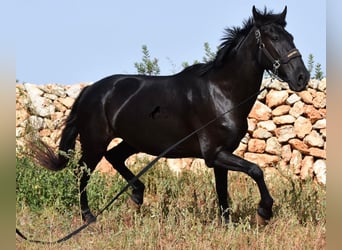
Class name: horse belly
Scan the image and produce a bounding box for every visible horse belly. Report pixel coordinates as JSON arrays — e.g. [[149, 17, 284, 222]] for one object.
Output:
[[117, 113, 201, 157]]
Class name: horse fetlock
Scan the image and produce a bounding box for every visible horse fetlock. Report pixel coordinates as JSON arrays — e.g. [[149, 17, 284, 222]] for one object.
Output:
[[255, 203, 273, 226], [255, 211, 268, 226], [82, 209, 96, 224], [220, 210, 230, 225], [257, 206, 273, 220]]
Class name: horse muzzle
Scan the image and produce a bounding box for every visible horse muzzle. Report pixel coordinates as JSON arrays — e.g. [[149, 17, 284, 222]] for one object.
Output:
[[285, 69, 310, 91]]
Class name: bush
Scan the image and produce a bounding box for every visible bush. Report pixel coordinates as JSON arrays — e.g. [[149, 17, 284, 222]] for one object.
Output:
[[16, 156, 78, 212], [16, 154, 127, 213]]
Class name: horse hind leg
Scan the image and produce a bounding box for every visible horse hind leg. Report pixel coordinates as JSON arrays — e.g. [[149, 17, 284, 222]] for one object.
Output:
[[76, 130, 110, 223], [77, 148, 105, 224], [104, 141, 145, 206]]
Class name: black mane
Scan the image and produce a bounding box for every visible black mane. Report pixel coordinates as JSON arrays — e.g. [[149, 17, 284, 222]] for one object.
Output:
[[214, 18, 254, 66]]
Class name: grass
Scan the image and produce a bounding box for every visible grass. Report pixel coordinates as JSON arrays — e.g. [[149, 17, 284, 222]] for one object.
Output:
[[16, 154, 326, 249]]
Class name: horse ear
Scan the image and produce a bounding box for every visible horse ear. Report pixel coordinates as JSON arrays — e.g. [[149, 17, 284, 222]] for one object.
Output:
[[279, 6, 287, 22], [252, 6, 259, 19], [252, 6, 262, 27]]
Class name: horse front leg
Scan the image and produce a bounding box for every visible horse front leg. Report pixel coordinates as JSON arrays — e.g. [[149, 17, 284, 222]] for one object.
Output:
[[209, 150, 274, 225], [213, 167, 229, 224]]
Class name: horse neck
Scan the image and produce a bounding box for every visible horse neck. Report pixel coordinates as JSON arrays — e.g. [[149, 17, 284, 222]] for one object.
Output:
[[210, 29, 265, 99]]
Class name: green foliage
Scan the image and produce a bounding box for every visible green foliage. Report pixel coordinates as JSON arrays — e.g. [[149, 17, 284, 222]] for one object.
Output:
[[16, 156, 78, 212], [181, 60, 200, 69], [16, 154, 127, 213], [202, 42, 216, 63], [274, 167, 326, 225], [133, 44, 327, 82], [134, 45, 160, 76], [307, 53, 314, 76], [182, 42, 216, 69], [314, 63, 324, 80], [307, 53, 324, 80]]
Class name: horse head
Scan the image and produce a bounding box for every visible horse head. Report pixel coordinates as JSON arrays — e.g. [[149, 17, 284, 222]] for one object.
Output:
[[252, 6, 310, 91]]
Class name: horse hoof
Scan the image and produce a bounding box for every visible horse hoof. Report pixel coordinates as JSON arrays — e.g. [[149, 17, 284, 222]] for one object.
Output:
[[82, 212, 97, 224], [255, 211, 268, 226], [257, 206, 272, 219], [131, 188, 144, 206], [127, 197, 142, 210], [223, 217, 230, 226]]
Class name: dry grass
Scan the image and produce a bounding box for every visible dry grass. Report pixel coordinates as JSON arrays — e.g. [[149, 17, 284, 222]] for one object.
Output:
[[16, 157, 326, 249]]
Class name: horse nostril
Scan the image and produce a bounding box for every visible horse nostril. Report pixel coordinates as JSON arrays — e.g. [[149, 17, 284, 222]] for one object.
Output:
[[294, 72, 309, 91], [298, 73, 304, 84]]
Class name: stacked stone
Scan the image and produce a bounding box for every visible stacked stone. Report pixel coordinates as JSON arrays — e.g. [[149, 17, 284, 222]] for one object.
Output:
[[233, 79, 326, 185], [16, 83, 86, 150], [16, 79, 326, 184]]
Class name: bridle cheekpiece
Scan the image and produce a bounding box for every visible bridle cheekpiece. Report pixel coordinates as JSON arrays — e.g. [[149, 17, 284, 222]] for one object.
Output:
[[255, 28, 301, 79]]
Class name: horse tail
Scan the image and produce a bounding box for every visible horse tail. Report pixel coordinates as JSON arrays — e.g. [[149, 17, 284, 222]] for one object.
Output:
[[30, 86, 89, 171]]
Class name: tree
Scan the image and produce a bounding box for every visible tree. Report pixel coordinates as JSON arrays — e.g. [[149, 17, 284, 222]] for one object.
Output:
[[181, 60, 200, 69], [202, 42, 216, 63], [134, 45, 160, 76], [307, 54, 314, 77], [307, 54, 325, 80], [314, 63, 324, 80], [182, 42, 216, 69]]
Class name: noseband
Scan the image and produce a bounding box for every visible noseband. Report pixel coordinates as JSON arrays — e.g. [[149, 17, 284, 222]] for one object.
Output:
[[255, 29, 301, 76]]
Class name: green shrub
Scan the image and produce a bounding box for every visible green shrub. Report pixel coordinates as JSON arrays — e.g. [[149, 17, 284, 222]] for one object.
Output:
[[16, 156, 78, 212], [16, 154, 128, 213]]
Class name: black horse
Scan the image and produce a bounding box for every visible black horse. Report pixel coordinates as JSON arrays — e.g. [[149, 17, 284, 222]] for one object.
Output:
[[33, 6, 309, 225]]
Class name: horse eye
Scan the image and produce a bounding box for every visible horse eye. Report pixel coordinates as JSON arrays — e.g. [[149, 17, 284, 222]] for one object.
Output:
[[271, 36, 279, 41]]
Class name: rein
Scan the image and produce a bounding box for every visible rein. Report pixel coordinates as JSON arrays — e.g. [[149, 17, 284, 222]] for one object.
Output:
[[16, 79, 272, 244]]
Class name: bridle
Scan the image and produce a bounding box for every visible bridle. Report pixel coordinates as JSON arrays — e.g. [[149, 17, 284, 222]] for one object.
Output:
[[255, 28, 301, 79]]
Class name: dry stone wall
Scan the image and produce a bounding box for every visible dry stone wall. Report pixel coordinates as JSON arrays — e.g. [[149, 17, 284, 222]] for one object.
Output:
[[16, 79, 326, 185]]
